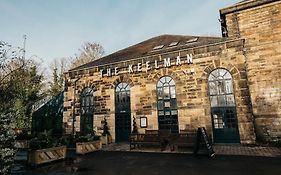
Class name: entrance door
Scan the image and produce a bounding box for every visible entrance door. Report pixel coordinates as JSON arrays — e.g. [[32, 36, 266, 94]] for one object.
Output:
[[211, 107, 240, 143], [208, 69, 240, 143], [115, 83, 131, 142]]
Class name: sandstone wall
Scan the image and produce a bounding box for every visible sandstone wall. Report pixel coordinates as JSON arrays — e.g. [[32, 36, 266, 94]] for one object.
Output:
[[223, 0, 281, 141], [63, 39, 255, 144]]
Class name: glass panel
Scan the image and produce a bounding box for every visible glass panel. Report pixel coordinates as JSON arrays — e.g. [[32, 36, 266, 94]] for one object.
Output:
[[225, 80, 233, 94], [210, 96, 218, 107], [209, 82, 217, 95], [224, 72, 232, 79], [171, 110, 177, 115], [213, 113, 223, 129], [217, 81, 225, 94], [116, 86, 120, 92], [219, 69, 227, 77], [164, 101, 170, 108], [208, 74, 216, 81], [125, 84, 130, 91], [225, 109, 235, 128], [171, 99, 177, 109], [212, 69, 219, 77], [165, 76, 171, 83], [158, 101, 164, 110], [163, 87, 170, 99], [226, 95, 235, 106], [159, 77, 165, 83], [157, 88, 163, 99], [85, 96, 90, 106], [170, 79, 175, 86], [159, 111, 164, 116], [157, 81, 162, 87], [165, 111, 170, 115], [218, 95, 226, 106], [170, 86, 176, 98]]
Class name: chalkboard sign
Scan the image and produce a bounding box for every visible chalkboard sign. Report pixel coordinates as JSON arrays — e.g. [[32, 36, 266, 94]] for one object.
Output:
[[193, 127, 215, 157]]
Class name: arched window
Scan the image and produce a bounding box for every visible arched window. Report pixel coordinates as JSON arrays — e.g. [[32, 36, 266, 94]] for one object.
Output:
[[208, 69, 235, 107], [115, 83, 130, 112], [208, 68, 240, 143], [115, 82, 131, 142], [80, 87, 94, 134], [157, 76, 178, 133]]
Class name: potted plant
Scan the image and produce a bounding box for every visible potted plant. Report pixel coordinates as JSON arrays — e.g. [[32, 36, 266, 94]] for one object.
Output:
[[28, 130, 67, 166], [15, 129, 33, 149], [101, 118, 112, 145], [75, 133, 101, 155]]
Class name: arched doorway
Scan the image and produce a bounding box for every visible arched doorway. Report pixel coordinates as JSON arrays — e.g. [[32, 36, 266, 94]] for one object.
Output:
[[156, 76, 179, 133], [80, 87, 94, 134], [115, 82, 131, 142], [208, 68, 240, 143]]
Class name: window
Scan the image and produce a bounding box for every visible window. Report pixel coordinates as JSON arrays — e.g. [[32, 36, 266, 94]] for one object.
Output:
[[153, 45, 165, 50], [115, 82, 130, 113], [186, 37, 198, 44], [157, 76, 178, 133], [168, 41, 179, 47], [208, 69, 235, 107], [80, 87, 94, 134]]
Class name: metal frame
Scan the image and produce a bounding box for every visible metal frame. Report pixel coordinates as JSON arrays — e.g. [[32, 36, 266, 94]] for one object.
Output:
[[80, 87, 94, 134], [115, 82, 131, 142], [208, 68, 240, 143], [156, 76, 179, 133]]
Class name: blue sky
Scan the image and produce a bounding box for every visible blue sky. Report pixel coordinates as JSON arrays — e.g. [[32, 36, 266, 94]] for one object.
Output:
[[0, 0, 238, 70]]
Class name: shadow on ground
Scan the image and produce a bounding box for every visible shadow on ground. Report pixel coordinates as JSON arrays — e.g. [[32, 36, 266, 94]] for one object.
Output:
[[22, 151, 281, 175]]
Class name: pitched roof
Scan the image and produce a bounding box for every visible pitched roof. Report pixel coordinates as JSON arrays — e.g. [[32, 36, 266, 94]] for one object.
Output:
[[70, 34, 223, 71]]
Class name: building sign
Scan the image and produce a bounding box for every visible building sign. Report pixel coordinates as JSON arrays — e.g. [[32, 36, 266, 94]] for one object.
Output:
[[100, 53, 193, 77]]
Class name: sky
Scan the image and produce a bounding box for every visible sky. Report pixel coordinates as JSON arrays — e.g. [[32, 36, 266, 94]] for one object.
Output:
[[0, 0, 239, 72]]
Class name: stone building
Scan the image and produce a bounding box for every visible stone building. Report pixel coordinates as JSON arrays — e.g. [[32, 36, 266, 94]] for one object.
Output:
[[63, 0, 281, 144]]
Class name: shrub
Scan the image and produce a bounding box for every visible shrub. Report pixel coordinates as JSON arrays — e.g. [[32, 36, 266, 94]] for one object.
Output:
[[0, 113, 16, 175]]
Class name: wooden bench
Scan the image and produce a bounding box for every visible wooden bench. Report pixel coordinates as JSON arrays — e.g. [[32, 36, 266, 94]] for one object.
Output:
[[130, 133, 161, 150], [171, 130, 197, 151]]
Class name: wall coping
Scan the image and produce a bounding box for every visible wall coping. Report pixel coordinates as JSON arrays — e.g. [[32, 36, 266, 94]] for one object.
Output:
[[220, 0, 279, 15]]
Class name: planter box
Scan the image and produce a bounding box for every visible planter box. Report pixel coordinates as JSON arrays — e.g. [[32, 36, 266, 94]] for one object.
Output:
[[15, 140, 30, 149], [76, 140, 102, 154], [28, 146, 67, 166], [101, 135, 113, 145]]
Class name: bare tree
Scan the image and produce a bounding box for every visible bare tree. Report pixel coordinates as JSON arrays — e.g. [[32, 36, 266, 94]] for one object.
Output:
[[0, 41, 25, 83], [70, 42, 104, 69]]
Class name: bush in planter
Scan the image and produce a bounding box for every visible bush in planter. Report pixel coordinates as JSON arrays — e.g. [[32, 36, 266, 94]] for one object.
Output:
[[15, 129, 33, 140], [76, 133, 100, 143], [29, 130, 67, 150]]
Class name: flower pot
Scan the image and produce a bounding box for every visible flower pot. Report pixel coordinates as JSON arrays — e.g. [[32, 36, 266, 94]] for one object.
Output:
[[101, 135, 108, 145], [76, 140, 102, 154], [15, 140, 30, 149], [101, 135, 112, 145], [28, 146, 67, 166]]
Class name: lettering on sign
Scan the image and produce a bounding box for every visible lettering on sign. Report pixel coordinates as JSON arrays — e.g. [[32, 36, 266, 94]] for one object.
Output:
[[100, 53, 193, 77]]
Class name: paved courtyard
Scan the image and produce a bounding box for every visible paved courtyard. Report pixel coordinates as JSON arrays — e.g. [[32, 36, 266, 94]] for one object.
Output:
[[13, 144, 281, 175]]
